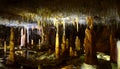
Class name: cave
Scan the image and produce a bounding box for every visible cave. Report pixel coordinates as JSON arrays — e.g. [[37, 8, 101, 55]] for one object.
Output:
[[0, 0, 120, 69]]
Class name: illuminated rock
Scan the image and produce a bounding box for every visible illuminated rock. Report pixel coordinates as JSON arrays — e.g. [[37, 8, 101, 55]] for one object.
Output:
[[81, 63, 97, 69], [117, 40, 120, 69], [84, 16, 98, 65], [110, 32, 117, 63], [75, 36, 80, 51], [69, 46, 74, 57], [6, 28, 15, 64], [4, 41, 7, 55], [55, 33, 59, 59]]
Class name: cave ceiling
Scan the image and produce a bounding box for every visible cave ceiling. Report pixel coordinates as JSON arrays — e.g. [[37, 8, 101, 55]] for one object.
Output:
[[0, 0, 119, 21]]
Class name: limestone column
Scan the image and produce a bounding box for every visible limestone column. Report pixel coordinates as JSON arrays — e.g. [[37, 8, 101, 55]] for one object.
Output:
[[61, 20, 66, 54], [117, 40, 120, 69], [110, 23, 117, 63], [27, 27, 29, 44], [55, 33, 59, 59], [84, 16, 98, 65], [55, 20, 60, 59], [110, 31, 117, 63], [75, 17, 80, 53], [20, 28, 26, 49], [7, 27, 15, 64], [37, 21, 41, 49]]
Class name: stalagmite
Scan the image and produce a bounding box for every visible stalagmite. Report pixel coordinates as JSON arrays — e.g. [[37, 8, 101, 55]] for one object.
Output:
[[38, 39, 41, 49], [62, 20, 66, 44], [37, 21, 41, 49], [31, 39, 34, 45], [20, 28, 26, 49], [74, 51, 77, 57], [7, 27, 15, 64], [110, 32, 117, 63], [75, 36, 80, 51], [26, 27, 29, 44], [75, 17, 80, 54], [38, 65, 41, 69], [61, 20, 66, 54], [61, 43, 65, 54], [55, 20, 60, 59], [55, 33, 59, 59], [4, 41, 7, 56], [20, 28, 23, 48], [39, 39, 41, 45], [84, 16, 98, 65], [117, 40, 120, 69], [69, 46, 74, 57], [66, 39, 69, 49], [41, 21, 44, 44]]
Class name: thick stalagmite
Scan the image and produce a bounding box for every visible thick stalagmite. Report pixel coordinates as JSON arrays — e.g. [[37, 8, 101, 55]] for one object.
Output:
[[6, 27, 15, 64], [117, 40, 120, 69], [84, 16, 98, 65], [55, 20, 60, 59], [20, 28, 26, 49], [110, 31, 117, 63], [55, 33, 59, 59]]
